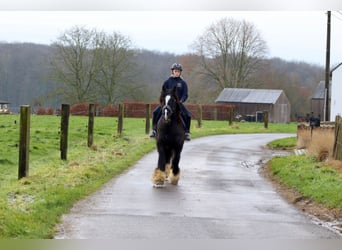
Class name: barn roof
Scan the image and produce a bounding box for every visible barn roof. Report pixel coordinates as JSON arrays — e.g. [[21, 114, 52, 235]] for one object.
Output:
[[312, 81, 325, 99], [215, 88, 283, 104]]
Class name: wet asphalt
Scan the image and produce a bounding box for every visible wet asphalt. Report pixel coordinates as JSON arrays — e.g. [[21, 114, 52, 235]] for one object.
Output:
[[54, 134, 340, 239]]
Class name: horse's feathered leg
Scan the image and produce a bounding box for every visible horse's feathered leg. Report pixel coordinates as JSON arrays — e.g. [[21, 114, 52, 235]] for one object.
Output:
[[152, 144, 167, 187], [169, 148, 182, 185], [169, 168, 180, 185], [157, 144, 167, 172], [164, 148, 172, 181], [165, 163, 171, 180], [151, 168, 166, 187]]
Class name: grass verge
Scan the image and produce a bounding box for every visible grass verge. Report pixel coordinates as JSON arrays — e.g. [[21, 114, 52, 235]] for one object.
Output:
[[267, 136, 297, 150], [267, 155, 342, 208]]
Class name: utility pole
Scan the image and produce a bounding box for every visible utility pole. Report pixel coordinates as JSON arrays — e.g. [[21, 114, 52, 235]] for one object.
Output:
[[325, 11, 331, 121]]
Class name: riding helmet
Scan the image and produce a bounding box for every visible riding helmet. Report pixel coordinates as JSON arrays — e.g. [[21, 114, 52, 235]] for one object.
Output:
[[171, 63, 183, 71]]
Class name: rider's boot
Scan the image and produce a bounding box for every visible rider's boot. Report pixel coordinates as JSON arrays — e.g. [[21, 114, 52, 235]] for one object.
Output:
[[150, 130, 157, 138], [185, 132, 191, 141]]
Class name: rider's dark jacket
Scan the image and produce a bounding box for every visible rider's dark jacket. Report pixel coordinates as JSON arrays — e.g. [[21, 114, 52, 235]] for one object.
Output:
[[162, 76, 188, 103]]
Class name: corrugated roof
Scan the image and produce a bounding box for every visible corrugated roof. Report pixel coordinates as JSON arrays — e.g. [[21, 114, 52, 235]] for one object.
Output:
[[215, 88, 283, 104], [312, 81, 325, 99]]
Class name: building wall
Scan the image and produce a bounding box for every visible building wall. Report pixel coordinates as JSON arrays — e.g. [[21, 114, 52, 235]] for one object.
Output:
[[273, 92, 291, 123], [215, 90, 291, 123], [331, 66, 342, 120], [311, 98, 324, 119], [273, 103, 290, 123], [226, 102, 290, 123]]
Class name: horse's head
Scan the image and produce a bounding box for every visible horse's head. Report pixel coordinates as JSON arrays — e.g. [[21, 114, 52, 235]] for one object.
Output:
[[160, 87, 180, 122]]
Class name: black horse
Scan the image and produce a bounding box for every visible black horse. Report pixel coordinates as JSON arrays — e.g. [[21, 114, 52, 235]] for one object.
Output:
[[151, 87, 185, 187]]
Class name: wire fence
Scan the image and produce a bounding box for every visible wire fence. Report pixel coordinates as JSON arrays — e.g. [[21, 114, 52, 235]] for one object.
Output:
[[20, 102, 236, 121]]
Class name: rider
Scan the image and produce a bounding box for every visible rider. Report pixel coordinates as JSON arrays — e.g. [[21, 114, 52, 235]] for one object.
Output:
[[150, 63, 191, 141]]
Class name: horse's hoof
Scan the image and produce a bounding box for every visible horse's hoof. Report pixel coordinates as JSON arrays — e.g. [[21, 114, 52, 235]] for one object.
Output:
[[153, 182, 165, 188], [151, 168, 166, 187], [170, 179, 179, 185], [169, 171, 180, 185]]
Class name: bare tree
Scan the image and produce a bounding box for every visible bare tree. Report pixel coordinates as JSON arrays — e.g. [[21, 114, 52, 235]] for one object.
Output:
[[51, 26, 100, 103], [51, 26, 135, 105], [94, 31, 135, 104], [191, 18, 268, 89]]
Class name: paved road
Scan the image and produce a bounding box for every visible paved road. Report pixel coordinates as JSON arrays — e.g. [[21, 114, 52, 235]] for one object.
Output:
[[55, 134, 340, 239]]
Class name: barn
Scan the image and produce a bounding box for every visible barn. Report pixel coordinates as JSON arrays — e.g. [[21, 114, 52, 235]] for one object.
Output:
[[215, 88, 291, 123]]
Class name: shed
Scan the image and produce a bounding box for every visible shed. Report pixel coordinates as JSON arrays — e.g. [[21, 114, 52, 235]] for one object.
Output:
[[215, 88, 291, 123], [311, 81, 325, 119]]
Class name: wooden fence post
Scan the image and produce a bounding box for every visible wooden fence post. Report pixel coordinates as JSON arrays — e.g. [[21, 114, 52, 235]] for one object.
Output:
[[88, 103, 95, 147], [145, 103, 151, 134], [333, 115, 342, 160], [213, 107, 218, 120], [18, 105, 31, 179], [263, 111, 269, 129], [197, 104, 202, 128], [60, 104, 70, 160], [117, 103, 124, 136], [228, 107, 233, 126]]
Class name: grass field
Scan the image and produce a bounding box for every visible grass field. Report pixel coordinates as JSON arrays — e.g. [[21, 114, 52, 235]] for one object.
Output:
[[0, 114, 339, 238], [0, 115, 157, 238]]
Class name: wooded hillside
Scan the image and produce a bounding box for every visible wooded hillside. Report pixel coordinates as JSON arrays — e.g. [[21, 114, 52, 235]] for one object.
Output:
[[0, 42, 324, 119]]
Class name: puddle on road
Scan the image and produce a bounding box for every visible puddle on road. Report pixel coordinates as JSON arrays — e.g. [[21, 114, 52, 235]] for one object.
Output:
[[240, 149, 292, 170]]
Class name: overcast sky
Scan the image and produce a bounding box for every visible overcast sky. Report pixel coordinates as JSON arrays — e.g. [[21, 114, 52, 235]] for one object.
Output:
[[0, 10, 341, 66]]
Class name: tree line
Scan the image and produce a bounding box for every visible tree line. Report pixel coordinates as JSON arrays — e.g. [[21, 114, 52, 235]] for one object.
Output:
[[0, 19, 324, 119]]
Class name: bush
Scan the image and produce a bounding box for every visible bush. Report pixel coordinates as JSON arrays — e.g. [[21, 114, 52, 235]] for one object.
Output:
[[297, 126, 335, 161], [36, 107, 46, 115], [36, 107, 54, 115]]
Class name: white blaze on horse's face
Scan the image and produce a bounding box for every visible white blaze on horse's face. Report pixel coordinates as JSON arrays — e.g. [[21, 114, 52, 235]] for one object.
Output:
[[165, 95, 171, 105], [164, 109, 168, 120], [164, 95, 171, 120]]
